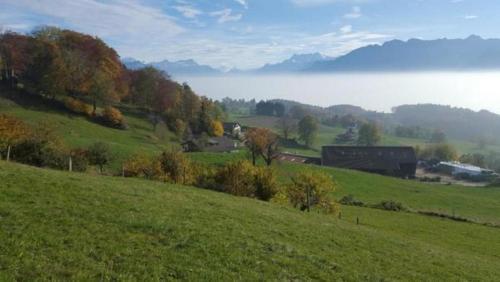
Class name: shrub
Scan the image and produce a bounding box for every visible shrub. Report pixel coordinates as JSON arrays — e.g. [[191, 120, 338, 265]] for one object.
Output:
[[101, 106, 127, 129], [70, 148, 89, 172], [11, 122, 68, 170], [373, 201, 406, 212], [0, 114, 30, 160], [339, 195, 365, 206], [87, 142, 111, 173], [64, 97, 92, 116], [216, 160, 256, 197], [287, 170, 339, 214], [254, 167, 279, 201], [158, 149, 194, 184], [192, 163, 218, 191], [123, 154, 161, 179]]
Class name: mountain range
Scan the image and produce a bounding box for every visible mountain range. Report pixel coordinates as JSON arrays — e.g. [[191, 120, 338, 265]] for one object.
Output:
[[122, 58, 220, 76], [307, 35, 500, 72], [124, 35, 500, 75]]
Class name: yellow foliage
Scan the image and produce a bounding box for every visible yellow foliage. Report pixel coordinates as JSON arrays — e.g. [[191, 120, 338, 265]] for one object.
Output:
[[102, 106, 125, 127], [64, 97, 92, 116], [287, 170, 339, 215], [0, 114, 30, 150], [123, 154, 161, 179], [211, 120, 224, 137]]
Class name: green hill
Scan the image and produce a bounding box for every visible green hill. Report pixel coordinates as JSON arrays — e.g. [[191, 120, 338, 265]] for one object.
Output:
[[1, 161, 500, 280]]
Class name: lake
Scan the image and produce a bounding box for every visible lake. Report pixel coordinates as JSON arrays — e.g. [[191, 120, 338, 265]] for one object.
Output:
[[176, 72, 500, 114]]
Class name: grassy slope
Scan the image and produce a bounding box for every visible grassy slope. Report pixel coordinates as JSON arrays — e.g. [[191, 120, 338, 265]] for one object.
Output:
[[3, 97, 500, 224], [231, 114, 500, 156], [1, 161, 500, 280], [0, 96, 176, 170]]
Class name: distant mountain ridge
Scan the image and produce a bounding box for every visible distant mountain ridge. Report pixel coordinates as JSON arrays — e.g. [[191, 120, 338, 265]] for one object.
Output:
[[122, 58, 221, 76], [254, 53, 332, 73], [307, 35, 500, 72]]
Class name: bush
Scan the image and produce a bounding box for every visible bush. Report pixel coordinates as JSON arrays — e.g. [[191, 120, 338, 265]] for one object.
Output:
[[0, 114, 31, 160], [64, 97, 92, 116], [254, 167, 279, 201], [216, 160, 256, 197], [339, 195, 365, 206], [87, 142, 111, 173], [11, 122, 68, 170], [123, 154, 161, 179], [192, 163, 218, 190], [373, 201, 406, 212], [101, 106, 127, 129], [70, 148, 89, 172], [287, 170, 339, 214], [158, 149, 194, 184]]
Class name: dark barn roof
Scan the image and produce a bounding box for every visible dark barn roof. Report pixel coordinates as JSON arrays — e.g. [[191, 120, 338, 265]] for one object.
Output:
[[321, 146, 417, 176]]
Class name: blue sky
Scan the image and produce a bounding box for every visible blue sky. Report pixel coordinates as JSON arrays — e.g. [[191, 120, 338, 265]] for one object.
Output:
[[1, 0, 499, 70]]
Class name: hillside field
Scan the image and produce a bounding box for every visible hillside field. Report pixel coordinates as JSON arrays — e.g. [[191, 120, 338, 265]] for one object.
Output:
[[1, 161, 500, 280]]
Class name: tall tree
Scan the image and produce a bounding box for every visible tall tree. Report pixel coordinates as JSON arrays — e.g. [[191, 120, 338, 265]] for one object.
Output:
[[298, 115, 319, 148], [276, 116, 297, 140], [357, 122, 381, 146]]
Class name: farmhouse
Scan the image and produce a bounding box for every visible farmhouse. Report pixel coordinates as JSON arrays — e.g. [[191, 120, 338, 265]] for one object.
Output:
[[321, 146, 417, 178], [223, 122, 242, 138]]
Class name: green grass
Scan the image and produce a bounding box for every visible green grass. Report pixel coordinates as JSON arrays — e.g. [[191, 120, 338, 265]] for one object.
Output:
[[280, 162, 500, 225], [1, 161, 500, 280], [0, 96, 177, 171]]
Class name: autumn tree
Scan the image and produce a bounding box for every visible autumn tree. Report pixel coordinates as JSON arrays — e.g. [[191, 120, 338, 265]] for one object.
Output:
[[357, 122, 381, 146], [216, 160, 256, 197], [287, 170, 339, 214], [0, 114, 30, 161], [158, 149, 193, 184], [211, 120, 224, 137], [245, 128, 280, 166], [298, 115, 319, 148]]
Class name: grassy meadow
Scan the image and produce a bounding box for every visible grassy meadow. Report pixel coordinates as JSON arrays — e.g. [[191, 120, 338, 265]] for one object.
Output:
[[2, 94, 500, 280], [1, 161, 500, 280]]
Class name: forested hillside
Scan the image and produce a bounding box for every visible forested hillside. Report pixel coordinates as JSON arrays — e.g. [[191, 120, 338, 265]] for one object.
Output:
[[0, 27, 224, 138]]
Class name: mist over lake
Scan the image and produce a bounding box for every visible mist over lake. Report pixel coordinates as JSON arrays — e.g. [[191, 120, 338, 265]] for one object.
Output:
[[176, 72, 500, 114]]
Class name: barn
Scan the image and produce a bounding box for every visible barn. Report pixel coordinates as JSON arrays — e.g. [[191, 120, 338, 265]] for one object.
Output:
[[321, 146, 417, 178]]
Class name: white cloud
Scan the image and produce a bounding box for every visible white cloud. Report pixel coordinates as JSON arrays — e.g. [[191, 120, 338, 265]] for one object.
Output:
[[174, 5, 202, 19], [340, 24, 352, 33], [0, 0, 184, 38], [464, 15, 478, 20], [210, 9, 242, 23], [344, 6, 362, 19], [235, 0, 248, 9]]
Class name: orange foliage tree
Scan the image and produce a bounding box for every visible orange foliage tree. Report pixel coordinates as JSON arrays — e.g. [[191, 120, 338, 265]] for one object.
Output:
[[245, 127, 280, 166], [0, 114, 30, 161]]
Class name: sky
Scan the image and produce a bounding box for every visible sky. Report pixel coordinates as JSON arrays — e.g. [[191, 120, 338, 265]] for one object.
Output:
[[1, 0, 499, 70]]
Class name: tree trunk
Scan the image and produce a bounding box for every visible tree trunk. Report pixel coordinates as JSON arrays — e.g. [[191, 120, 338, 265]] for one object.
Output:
[[306, 186, 311, 212], [68, 156, 73, 172], [6, 145, 11, 162], [92, 99, 97, 116], [251, 150, 256, 166]]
